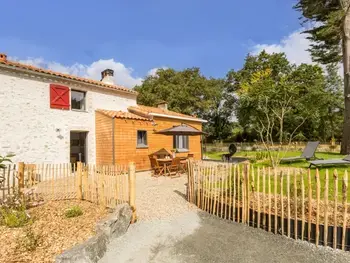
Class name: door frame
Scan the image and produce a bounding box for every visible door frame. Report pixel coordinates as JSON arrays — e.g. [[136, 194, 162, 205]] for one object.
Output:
[[70, 130, 88, 164]]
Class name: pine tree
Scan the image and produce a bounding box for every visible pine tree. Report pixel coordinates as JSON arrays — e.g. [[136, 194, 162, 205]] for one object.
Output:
[[295, 0, 350, 153]]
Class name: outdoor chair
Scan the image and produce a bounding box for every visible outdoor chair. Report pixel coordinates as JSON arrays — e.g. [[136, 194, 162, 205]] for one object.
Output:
[[280, 141, 320, 163], [149, 156, 164, 177], [168, 157, 182, 178], [308, 155, 350, 168]]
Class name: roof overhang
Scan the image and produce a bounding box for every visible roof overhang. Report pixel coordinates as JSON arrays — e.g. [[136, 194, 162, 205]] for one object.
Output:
[[0, 62, 138, 97], [149, 113, 207, 123]]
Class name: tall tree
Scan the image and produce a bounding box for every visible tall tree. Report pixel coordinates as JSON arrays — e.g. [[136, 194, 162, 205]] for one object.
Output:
[[295, 0, 350, 153], [134, 68, 232, 140]]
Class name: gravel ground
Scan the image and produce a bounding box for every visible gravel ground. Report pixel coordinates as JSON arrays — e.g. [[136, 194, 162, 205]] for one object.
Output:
[[100, 172, 350, 263], [135, 172, 197, 221]]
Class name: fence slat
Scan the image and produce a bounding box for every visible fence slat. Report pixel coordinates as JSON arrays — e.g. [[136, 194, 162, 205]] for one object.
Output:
[[225, 165, 229, 220], [308, 169, 312, 242], [274, 168, 277, 234], [252, 167, 256, 227], [221, 166, 224, 219], [229, 164, 232, 221], [209, 165, 213, 214], [257, 167, 261, 229], [287, 170, 291, 238], [316, 169, 320, 246], [246, 165, 250, 225], [294, 170, 298, 240], [233, 165, 236, 222], [197, 164, 201, 208], [213, 165, 218, 216], [268, 168, 272, 232], [301, 171, 305, 241], [241, 165, 245, 223], [341, 170, 348, 251], [324, 170, 329, 247], [280, 172, 284, 236], [237, 165, 240, 222], [262, 168, 266, 229], [333, 170, 338, 249]]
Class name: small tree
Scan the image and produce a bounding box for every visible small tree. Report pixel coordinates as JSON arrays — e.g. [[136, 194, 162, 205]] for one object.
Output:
[[227, 51, 328, 167]]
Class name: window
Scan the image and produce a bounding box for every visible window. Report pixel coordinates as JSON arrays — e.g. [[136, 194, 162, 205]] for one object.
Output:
[[71, 90, 86, 110], [137, 130, 148, 148], [173, 135, 189, 151]]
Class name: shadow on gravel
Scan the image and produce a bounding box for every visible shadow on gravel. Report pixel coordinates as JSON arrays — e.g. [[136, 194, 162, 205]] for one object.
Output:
[[173, 190, 187, 200], [169, 211, 350, 263]]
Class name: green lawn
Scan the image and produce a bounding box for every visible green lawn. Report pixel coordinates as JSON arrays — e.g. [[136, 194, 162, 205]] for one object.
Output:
[[205, 150, 350, 200]]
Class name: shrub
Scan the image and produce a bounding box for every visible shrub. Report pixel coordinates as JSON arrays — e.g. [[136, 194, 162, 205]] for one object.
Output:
[[17, 226, 41, 251], [0, 207, 29, 227], [65, 205, 83, 218]]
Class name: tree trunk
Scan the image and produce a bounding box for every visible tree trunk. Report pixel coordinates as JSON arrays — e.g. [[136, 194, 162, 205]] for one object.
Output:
[[340, 7, 350, 154]]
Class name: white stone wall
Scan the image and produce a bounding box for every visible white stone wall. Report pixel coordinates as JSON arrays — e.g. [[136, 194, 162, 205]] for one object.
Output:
[[0, 67, 137, 164]]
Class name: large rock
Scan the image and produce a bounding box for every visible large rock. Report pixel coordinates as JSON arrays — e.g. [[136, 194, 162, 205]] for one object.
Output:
[[96, 203, 132, 239], [55, 233, 108, 263], [55, 203, 132, 263]]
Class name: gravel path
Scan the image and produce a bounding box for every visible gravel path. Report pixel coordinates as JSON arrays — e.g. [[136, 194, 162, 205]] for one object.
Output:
[[100, 172, 350, 263], [135, 172, 197, 221]]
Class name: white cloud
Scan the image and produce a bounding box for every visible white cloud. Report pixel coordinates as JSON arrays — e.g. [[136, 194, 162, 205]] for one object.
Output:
[[251, 29, 313, 65], [11, 57, 144, 88], [147, 67, 168, 77], [251, 28, 343, 76]]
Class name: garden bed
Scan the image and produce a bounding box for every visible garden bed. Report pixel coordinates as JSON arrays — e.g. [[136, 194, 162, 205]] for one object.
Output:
[[0, 200, 108, 263]]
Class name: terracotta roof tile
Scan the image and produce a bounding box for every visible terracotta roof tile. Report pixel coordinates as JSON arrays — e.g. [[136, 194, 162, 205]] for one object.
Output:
[[96, 109, 151, 121], [0, 54, 137, 95], [128, 105, 206, 122]]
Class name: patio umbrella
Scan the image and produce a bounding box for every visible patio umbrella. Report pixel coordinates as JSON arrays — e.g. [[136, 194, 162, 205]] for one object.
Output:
[[155, 123, 206, 136]]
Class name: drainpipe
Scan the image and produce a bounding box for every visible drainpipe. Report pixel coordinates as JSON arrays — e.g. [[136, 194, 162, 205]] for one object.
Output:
[[112, 117, 115, 165]]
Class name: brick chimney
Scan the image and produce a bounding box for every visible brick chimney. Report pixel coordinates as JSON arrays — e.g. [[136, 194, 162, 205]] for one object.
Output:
[[101, 69, 114, 85], [157, 101, 168, 110], [0, 53, 7, 62]]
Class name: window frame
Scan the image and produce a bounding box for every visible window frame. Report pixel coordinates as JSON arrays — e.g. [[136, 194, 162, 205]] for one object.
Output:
[[173, 135, 189, 152], [71, 89, 87, 111], [137, 130, 148, 148]]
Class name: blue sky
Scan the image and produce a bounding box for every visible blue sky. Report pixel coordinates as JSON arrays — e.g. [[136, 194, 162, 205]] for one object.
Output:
[[0, 0, 310, 87]]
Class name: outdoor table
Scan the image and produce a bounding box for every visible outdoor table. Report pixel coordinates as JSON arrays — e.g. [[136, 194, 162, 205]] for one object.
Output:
[[157, 158, 172, 176]]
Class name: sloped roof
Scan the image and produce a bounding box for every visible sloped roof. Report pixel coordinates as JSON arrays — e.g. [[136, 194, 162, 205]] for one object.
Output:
[[0, 53, 137, 95], [96, 109, 151, 121], [128, 105, 207, 123]]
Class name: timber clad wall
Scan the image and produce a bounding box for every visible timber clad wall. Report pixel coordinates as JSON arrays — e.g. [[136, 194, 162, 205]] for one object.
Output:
[[95, 112, 113, 165], [95, 114, 202, 171]]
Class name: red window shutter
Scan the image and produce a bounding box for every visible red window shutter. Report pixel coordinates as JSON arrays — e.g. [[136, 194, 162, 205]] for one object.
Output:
[[50, 84, 70, 110]]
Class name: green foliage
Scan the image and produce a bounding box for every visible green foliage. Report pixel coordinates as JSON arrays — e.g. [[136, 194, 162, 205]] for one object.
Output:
[[16, 226, 41, 251], [227, 51, 341, 144], [0, 153, 15, 169], [134, 68, 233, 140], [294, 0, 344, 64], [0, 207, 29, 228], [65, 205, 83, 218]]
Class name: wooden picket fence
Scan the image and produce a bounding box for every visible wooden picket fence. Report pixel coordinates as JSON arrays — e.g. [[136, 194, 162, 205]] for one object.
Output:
[[1, 162, 136, 215], [187, 161, 350, 251]]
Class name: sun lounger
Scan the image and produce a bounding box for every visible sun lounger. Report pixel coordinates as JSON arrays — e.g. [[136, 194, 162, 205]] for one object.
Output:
[[309, 155, 350, 167], [280, 141, 320, 163]]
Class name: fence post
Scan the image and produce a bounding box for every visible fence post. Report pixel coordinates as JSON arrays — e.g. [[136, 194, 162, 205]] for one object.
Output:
[[128, 162, 137, 223], [76, 162, 83, 200], [18, 162, 25, 193]]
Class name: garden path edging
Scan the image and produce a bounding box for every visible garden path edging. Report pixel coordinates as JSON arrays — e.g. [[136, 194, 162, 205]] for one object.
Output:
[[55, 203, 132, 263]]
